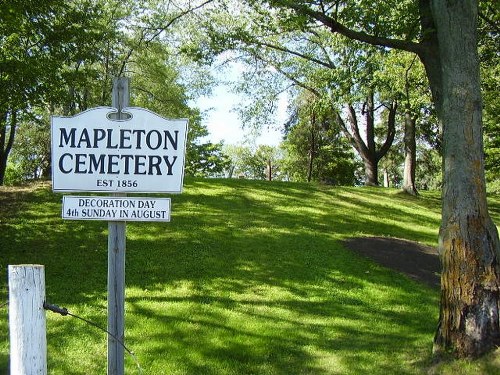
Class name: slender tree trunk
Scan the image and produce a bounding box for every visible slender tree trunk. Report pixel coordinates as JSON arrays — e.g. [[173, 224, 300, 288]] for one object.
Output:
[[383, 168, 390, 188], [41, 160, 51, 180], [0, 110, 16, 185], [0, 112, 6, 185], [307, 115, 316, 182], [427, 0, 500, 358], [0, 151, 7, 185], [307, 153, 313, 182], [365, 92, 376, 160], [364, 93, 379, 186], [402, 111, 418, 195]]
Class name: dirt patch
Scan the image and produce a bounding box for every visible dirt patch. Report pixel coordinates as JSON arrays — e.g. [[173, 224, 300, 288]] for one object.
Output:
[[343, 236, 441, 289]]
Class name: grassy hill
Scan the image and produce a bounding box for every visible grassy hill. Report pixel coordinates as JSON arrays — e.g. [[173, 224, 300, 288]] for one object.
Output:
[[1, 178, 499, 374]]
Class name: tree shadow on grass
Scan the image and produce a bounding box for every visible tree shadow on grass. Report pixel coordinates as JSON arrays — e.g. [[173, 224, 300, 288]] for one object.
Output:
[[0, 180, 442, 374], [118, 225, 438, 374]]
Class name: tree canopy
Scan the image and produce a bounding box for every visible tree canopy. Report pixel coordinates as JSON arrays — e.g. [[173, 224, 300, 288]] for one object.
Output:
[[1, 0, 230, 184]]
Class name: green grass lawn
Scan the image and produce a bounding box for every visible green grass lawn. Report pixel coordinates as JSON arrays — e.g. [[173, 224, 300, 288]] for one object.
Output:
[[1, 178, 499, 374]]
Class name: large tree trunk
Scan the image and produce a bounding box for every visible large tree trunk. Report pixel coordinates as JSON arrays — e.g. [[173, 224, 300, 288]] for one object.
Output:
[[428, 0, 500, 358], [364, 157, 378, 186], [402, 111, 418, 195]]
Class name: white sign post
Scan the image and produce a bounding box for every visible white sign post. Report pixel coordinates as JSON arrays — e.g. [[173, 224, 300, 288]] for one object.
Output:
[[51, 77, 188, 375]]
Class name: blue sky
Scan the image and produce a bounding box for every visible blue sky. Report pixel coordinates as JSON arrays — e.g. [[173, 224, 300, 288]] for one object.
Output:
[[195, 86, 285, 146], [193, 59, 286, 147]]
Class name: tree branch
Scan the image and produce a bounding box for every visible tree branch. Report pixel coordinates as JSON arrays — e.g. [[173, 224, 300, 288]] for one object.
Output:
[[255, 40, 335, 69], [376, 100, 398, 162], [251, 53, 322, 97], [276, 1, 423, 54], [118, 0, 216, 76], [336, 104, 370, 162]]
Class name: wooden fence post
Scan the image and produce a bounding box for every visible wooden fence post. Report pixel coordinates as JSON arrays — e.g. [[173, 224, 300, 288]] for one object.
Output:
[[108, 77, 129, 375], [8, 264, 47, 375]]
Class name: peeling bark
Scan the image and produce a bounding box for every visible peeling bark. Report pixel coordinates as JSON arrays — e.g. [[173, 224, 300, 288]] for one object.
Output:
[[435, 217, 500, 357]]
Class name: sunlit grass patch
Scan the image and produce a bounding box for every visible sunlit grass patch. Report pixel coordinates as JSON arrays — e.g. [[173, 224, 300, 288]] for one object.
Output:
[[1, 179, 497, 374]]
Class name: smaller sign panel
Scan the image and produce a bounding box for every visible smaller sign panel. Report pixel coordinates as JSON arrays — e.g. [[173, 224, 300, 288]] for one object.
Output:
[[62, 196, 171, 222]]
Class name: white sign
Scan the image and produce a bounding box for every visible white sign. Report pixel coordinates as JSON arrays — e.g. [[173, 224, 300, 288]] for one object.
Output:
[[51, 107, 188, 193], [62, 196, 171, 222]]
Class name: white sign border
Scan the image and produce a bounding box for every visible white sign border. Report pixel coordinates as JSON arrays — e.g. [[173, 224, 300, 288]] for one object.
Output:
[[51, 106, 188, 194]]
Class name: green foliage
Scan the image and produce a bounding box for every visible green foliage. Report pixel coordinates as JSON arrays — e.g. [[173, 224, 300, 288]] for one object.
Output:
[[479, 1, 500, 190], [0, 0, 118, 111], [0, 0, 129, 184], [416, 148, 442, 191], [3, 164, 24, 186], [224, 144, 284, 180], [379, 141, 404, 187], [130, 42, 192, 117], [223, 144, 253, 177], [128, 41, 230, 177], [282, 91, 358, 184], [1, 3, 225, 183], [178, 1, 424, 187], [8, 111, 51, 182], [185, 141, 231, 177]]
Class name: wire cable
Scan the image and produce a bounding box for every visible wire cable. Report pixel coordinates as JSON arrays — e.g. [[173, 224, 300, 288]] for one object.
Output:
[[44, 301, 143, 374]]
